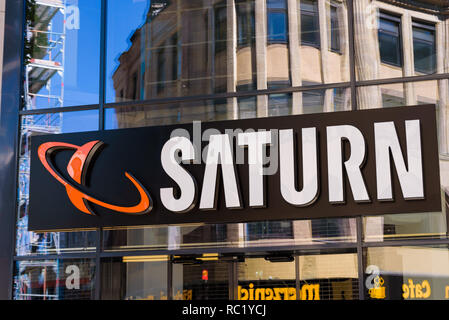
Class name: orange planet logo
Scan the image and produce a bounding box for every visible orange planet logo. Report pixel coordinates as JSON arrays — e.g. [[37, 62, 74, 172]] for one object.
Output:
[[38, 140, 152, 216]]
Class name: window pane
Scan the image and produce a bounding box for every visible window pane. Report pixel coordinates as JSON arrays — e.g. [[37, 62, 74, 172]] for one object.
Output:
[[107, 0, 242, 102], [24, 0, 101, 109], [14, 259, 95, 300], [173, 259, 229, 300], [301, 12, 319, 46], [297, 0, 351, 85], [17, 110, 99, 256], [267, 0, 286, 9], [237, 257, 296, 300], [301, 0, 317, 13], [268, 12, 287, 42], [330, 5, 340, 52], [268, 93, 291, 116], [364, 212, 446, 242], [298, 250, 358, 300], [413, 25, 436, 74], [105, 90, 350, 129], [354, 1, 446, 80], [364, 246, 449, 300], [101, 257, 168, 300], [237, 1, 256, 46], [379, 16, 400, 34]]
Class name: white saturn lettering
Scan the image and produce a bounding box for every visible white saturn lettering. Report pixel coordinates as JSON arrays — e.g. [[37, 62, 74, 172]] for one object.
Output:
[[159, 120, 424, 213]]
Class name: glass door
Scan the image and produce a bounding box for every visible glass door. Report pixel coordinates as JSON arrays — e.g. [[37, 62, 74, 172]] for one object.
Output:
[[237, 254, 297, 300], [297, 249, 359, 300], [172, 255, 230, 300]]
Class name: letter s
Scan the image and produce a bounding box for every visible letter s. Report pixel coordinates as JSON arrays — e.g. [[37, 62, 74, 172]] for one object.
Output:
[[160, 137, 197, 213]]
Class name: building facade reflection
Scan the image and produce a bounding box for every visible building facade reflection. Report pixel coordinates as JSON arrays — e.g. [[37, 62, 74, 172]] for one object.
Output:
[[10, 0, 449, 300]]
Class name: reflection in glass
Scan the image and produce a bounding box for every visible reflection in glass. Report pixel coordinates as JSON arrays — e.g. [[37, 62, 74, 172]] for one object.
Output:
[[105, 89, 350, 130], [237, 257, 296, 300], [364, 212, 446, 242], [329, 2, 341, 53], [300, 0, 320, 47], [107, 0, 230, 102], [101, 257, 168, 300], [24, 0, 100, 109], [103, 224, 229, 252], [413, 21, 436, 74], [356, 80, 449, 188], [14, 259, 95, 300], [103, 217, 356, 252], [173, 259, 229, 300], [378, 13, 402, 67], [365, 246, 449, 300], [17, 111, 99, 256], [357, 81, 449, 242], [106, 0, 350, 103], [357, 80, 442, 110], [354, 0, 443, 81], [298, 251, 358, 300], [267, 0, 288, 43]]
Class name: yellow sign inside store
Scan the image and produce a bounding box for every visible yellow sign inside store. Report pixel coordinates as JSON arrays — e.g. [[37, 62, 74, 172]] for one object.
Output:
[[238, 283, 320, 300], [402, 279, 431, 299]]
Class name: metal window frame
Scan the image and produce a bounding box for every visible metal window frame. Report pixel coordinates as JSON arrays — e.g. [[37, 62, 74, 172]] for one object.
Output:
[[6, 0, 449, 301]]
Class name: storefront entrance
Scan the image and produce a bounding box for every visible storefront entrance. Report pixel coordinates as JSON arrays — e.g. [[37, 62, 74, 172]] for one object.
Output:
[[100, 249, 358, 300]]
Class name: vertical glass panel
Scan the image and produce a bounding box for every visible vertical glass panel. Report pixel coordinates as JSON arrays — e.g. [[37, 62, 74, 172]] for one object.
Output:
[[14, 259, 95, 300], [107, 0, 237, 102], [297, 0, 350, 85], [268, 93, 291, 116], [17, 110, 99, 256], [237, 256, 296, 300], [353, 0, 443, 81], [298, 250, 358, 300], [101, 257, 168, 300], [24, 0, 101, 109], [236, 0, 257, 91], [364, 246, 449, 300], [237, 96, 257, 119], [173, 258, 229, 300]]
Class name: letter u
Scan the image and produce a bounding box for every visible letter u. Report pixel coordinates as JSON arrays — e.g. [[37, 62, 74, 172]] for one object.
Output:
[[279, 128, 318, 206]]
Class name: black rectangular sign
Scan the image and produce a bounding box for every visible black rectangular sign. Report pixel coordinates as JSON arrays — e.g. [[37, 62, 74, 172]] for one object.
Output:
[[29, 105, 441, 231]]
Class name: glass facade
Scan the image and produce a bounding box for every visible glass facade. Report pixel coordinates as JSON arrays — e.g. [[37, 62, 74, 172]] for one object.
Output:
[[11, 0, 449, 300]]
